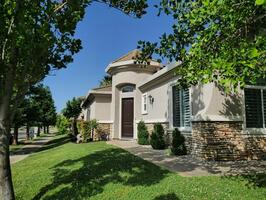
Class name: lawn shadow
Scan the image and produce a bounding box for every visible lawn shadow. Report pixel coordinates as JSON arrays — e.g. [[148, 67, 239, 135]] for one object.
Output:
[[36, 136, 70, 153], [153, 193, 180, 200], [32, 147, 170, 200]]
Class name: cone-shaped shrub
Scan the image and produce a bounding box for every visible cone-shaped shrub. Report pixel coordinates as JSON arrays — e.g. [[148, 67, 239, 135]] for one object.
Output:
[[137, 121, 149, 145], [171, 128, 187, 155], [150, 123, 166, 149]]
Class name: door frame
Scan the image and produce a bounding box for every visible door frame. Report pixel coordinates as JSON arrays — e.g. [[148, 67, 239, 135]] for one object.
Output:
[[119, 96, 135, 139]]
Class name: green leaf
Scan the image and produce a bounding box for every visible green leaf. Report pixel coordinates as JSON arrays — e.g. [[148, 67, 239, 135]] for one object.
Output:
[[256, 0, 266, 5]]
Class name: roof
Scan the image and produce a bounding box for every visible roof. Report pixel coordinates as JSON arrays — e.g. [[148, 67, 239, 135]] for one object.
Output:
[[112, 49, 141, 63], [91, 85, 112, 92], [138, 61, 182, 91], [106, 50, 162, 74], [81, 86, 112, 108]]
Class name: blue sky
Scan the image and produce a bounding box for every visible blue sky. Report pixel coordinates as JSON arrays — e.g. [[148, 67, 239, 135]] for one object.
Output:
[[43, 1, 173, 112]]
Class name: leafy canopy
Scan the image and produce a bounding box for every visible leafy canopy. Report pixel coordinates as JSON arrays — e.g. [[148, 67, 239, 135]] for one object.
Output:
[[139, 0, 266, 90], [62, 97, 83, 119]]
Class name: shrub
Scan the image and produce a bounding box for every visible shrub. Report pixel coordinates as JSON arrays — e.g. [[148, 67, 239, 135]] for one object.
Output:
[[171, 128, 187, 155], [79, 121, 91, 142], [89, 119, 99, 141], [150, 123, 166, 149], [56, 115, 69, 135], [137, 121, 149, 145]]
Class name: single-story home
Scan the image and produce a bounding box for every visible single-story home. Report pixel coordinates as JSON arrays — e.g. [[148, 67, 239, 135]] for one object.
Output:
[[81, 50, 266, 160]]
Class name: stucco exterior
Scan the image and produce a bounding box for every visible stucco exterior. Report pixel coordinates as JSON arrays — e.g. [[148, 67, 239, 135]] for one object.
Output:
[[108, 61, 161, 139], [81, 50, 266, 160]]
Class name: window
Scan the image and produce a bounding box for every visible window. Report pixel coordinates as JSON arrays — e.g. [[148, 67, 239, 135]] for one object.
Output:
[[245, 88, 266, 128], [142, 93, 148, 114], [172, 86, 191, 128], [121, 85, 135, 93]]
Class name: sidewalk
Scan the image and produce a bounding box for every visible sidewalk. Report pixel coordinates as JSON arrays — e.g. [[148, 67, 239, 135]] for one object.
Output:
[[108, 140, 266, 177], [10, 134, 55, 164]]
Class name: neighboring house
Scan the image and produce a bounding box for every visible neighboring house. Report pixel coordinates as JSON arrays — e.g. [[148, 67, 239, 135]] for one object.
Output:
[[81, 50, 266, 161]]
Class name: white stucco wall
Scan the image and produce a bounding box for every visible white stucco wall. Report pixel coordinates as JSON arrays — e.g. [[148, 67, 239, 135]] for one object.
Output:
[[84, 95, 112, 122], [94, 95, 112, 122], [140, 79, 175, 123], [111, 69, 155, 139], [191, 83, 243, 121]]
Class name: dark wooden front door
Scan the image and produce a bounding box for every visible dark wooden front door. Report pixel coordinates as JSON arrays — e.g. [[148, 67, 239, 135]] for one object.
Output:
[[122, 98, 134, 137]]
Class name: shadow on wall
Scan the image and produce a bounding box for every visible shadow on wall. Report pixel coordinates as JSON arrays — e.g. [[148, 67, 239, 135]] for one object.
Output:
[[191, 84, 205, 117], [32, 148, 170, 200], [217, 84, 243, 119]]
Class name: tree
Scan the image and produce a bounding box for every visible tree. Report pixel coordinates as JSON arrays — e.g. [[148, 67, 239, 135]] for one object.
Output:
[[138, 0, 266, 90], [30, 84, 57, 135], [56, 114, 70, 135], [62, 97, 83, 136], [0, 1, 148, 199], [99, 75, 112, 87]]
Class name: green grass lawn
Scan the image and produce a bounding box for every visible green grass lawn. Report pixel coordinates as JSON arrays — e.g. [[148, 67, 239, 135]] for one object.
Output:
[[12, 137, 266, 200]]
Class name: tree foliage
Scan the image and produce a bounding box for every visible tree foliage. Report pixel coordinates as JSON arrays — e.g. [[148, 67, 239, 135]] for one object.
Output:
[[62, 97, 82, 120], [139, 0, 266, 90], [56, 115, 69, 135], [99, 75, 112, 87], [0, 1, 148, 198]]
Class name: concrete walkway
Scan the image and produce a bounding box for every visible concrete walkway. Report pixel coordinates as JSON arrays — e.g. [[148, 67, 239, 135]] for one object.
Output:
[[108, 140, 266, 177], [10, 134, 55, 164]]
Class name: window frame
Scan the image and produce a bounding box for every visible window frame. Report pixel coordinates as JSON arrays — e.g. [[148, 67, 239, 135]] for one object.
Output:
[[142, 93, 148, 115], [121, 85, 135, 93], [244, 85, 266, 134], [171, 85, 192, 132]]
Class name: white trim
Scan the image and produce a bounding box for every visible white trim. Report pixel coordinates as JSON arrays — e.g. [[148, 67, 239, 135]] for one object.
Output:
[[141, 93, 148, 114], [191, 115, 243, 122], [98, 120, 113, 124], [244, 128, 266, 136], [138, 61, 181, 88], [119, 95, 135, 139], [136, 119, 169, 124], [245, 85, 266, 90], [106, 60, 161, 74]]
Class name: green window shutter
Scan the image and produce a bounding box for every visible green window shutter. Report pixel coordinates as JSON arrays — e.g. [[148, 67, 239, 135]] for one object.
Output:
[[181, 89, 191, 127], [172, 86, 191, 128], [172, 86, 181, 127], [244, 88, 263, 128]]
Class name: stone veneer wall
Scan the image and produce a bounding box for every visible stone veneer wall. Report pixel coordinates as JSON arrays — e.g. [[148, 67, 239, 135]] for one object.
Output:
[[192, 121, 266, 161], [95, 123, 112, 140]]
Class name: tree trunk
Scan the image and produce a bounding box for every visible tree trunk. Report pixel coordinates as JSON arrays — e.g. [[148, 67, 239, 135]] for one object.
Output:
[[44, 126, 47, 134], [37, 126, 40, 137], [12, 126, 18, 145], [47, 126, 49, 134], [0, 113, 15, 200], [72, 119, 78, 136], [26, 125, 29, 140]]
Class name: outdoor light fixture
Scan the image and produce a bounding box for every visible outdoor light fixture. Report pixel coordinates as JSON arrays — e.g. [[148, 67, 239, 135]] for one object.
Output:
[[148, 95, 154, 104]]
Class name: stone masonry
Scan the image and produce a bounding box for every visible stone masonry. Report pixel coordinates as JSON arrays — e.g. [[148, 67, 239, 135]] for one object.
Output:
[[191, 121, 266, 161], [95, 123, 112, 140]]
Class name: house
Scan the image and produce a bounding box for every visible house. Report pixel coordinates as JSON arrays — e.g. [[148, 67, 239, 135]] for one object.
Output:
[[81, 50, 266, 161]]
